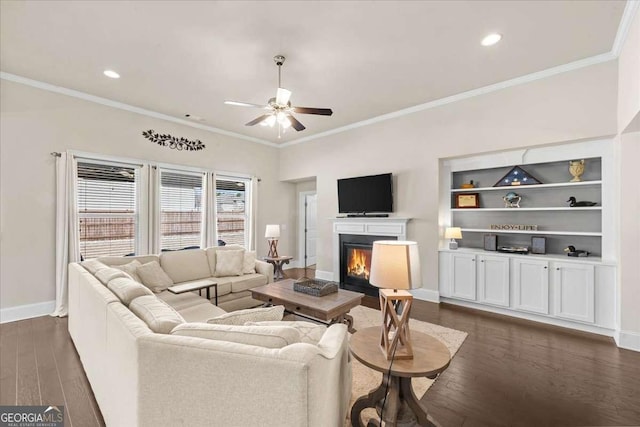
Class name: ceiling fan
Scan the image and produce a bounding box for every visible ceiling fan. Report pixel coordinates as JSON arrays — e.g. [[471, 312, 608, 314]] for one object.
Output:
[[224, 55, 333, 137]]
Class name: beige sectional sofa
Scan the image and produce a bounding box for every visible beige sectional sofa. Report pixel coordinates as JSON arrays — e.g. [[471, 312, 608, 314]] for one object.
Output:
[[67, 246, 352, 427]]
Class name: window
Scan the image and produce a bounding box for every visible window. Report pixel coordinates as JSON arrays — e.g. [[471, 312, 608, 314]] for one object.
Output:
[[216, 176, 251, 247], [159, 170, 204, 251], [77, 161, 138, 259]]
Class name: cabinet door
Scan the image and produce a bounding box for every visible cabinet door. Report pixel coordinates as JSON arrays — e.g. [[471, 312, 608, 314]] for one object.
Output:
[[450, 253, 476, 300], [553, 262, 595, 323], [513, 259, 549, 314], [478, 255, 510, 307]]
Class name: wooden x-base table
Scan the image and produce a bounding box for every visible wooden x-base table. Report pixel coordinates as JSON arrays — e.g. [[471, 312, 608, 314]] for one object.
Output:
[[350, 327, 451, 427]]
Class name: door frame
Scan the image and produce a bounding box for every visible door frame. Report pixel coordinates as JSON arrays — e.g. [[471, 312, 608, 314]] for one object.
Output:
[[298, 191, 317, 269]]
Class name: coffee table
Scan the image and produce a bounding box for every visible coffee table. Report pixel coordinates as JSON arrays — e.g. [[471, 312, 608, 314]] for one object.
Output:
[[250, 279, 363, 332], [350, 327, 451, 427]]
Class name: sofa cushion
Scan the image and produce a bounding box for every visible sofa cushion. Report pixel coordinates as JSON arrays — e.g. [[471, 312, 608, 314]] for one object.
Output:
[[171, 323, 300, 349], [177, 303, 227, 323], [137, 261, 174, 293], [205, 244, 246, 276], [107, 277, 153, 306], [206, 305, 284, 326], [210, 277, 232, 296], [95, 267, 131, 285], [157, 289, 211, 311], [231, 273, 268, 293], [243, 251, 257, 274], [215, 249, 244, 277], [247, 321, 327, 345], [113, 260, 143, 283], [129, 295, 184, 334], [97, 254, 160, 267], [159, 249, 211, 284], [81, 259, 109, 275]]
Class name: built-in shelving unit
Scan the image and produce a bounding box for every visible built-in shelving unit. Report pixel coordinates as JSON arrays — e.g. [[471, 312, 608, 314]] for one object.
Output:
[[437, 139, 616, 337]]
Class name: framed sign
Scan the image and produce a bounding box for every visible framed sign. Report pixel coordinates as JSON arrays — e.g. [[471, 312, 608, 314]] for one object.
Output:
[[455, 193, 479, 208], [531, 236, 546, 254], [484, 234, 497, 251]]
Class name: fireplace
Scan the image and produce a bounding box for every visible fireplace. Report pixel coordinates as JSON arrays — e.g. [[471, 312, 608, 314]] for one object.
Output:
[[339, 234, 397, 296]]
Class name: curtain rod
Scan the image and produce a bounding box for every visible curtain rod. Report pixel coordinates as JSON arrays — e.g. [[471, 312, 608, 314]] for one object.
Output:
[[51, 152, 61, 157]]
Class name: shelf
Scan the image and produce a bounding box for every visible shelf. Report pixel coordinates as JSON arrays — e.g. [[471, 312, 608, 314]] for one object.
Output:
[[461, 228, 602, 237], [439, 247, 610, 264], [452, 207, 602, 212], [450, 180, 601, 193]]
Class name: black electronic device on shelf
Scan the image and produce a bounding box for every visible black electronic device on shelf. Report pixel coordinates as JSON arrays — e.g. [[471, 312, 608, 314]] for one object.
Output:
[[337, 173, 393, 215]]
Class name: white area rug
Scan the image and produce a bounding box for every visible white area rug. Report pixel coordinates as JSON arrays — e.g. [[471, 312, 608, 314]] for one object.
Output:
[[346, 305, 468, 425]]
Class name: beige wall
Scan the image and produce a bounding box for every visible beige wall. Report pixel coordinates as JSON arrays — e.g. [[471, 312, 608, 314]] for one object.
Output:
[[0, 80, 294, 309], [279, 61, 618, 293], [617, 8, 640, 343]]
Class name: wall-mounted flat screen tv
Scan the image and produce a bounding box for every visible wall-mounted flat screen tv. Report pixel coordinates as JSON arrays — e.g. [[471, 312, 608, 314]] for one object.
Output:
[[337, 173, 393, 214]]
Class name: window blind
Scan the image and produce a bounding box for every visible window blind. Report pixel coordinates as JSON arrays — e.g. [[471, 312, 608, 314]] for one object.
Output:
[[215, 177, 250, 247], [160, 170, 204, 251], [77, 161, 137, 259]]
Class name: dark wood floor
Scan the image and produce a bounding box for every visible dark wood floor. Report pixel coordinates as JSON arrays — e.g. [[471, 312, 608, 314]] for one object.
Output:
[[1, 267, 639, 426]]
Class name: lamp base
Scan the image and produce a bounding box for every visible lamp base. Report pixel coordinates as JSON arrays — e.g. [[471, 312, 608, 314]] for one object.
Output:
[[379, 288, 414, 360], [449, 240, 458, 250], [267, 239, 279, 258]]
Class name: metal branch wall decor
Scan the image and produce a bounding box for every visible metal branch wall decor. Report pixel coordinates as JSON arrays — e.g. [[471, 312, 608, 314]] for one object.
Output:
[[142, 130, 206, 151]]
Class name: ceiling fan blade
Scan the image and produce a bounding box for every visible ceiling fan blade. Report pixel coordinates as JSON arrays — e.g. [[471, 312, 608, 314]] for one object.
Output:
[[287, 114, 306, 131], [225, 100, 268, 108], [292, 107, 333, 116], [275, 88, 292, 106], [245, 114, 272, 126]]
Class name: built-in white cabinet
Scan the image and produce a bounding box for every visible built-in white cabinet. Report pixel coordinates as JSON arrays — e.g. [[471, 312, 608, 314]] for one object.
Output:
[[439, 249, 615, 334], [513, 258, 550, 314], [553, 262, 595, 323], [478, 255, 510, 307], [450, 252, 476, 300]]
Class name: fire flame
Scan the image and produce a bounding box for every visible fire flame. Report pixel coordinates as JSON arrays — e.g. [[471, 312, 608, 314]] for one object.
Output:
[[347, 248, 371, 280]]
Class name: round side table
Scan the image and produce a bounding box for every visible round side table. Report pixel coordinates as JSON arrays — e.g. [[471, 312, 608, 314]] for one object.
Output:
[[350, 326, 451, 427]]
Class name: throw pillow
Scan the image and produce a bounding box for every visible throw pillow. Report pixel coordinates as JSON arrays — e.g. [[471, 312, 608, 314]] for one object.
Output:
[[136, 261, 174, 293], [243, 250, 257, 274], [129, 295, 184, 334], [113, 260, 143, 283], [94, 267, 131, 285], [171, 323, 300, 349], [206, 305, 285, 326], [215, 249, 244, 277], [107, 277, 153, 306]]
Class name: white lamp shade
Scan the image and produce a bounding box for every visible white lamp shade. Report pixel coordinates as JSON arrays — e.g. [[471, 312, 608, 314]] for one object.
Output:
[[444, 227, 462, 239], [265, 224, 280, 238], [369, 241, 421, 290]]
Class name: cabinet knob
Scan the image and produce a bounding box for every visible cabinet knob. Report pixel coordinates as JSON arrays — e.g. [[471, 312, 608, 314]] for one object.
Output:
[[481, 260, 484, 262], [556, 268, 560, 271], [544, 266, 548, 269]]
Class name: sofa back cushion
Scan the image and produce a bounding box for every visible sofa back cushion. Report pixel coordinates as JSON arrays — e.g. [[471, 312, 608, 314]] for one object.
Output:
[[81, 259, 109, 275], [243, 251, 257, 274], [160, 249, 211, 283], [94, 267, 131, 285], [170, 323, 300, 349], [108, 277, 154, 306], [136, 261, 174, 293], [205, 245, 245, 276], [129, 295, 184, 334], [97, 255, 160, 267], [215, 249, 245, 277], [206, 305, 284, 325], [112, 260, 143, 283]]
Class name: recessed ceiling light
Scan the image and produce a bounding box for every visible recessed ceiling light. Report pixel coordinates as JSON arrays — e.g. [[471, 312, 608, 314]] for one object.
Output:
[[103, 69, 120, 79], [481, 33, 502, 47]]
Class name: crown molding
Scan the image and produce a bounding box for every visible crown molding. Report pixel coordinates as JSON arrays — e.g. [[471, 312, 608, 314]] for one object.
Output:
[[612, 0, 640, 57], [0, 72, 278, 148]]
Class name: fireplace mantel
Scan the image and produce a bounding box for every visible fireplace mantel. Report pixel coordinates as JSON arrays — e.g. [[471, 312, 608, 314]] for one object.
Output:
[[329, 217, 412, 282]]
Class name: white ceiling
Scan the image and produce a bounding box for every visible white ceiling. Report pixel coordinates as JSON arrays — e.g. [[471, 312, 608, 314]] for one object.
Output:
[[0, 1, 627, 145]]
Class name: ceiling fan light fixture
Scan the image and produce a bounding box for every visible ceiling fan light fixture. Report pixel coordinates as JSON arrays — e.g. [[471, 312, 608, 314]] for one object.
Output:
[[264, 115, 277, 127], [276, 88, 292, 106]]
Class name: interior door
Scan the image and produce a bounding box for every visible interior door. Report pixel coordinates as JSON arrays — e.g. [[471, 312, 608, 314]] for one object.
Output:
[[305, 193, 317, 266]]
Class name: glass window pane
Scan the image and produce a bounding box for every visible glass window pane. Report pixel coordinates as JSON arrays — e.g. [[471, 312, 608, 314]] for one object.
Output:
[[215, 177, 250, 247], [160, 170, 204, 251]]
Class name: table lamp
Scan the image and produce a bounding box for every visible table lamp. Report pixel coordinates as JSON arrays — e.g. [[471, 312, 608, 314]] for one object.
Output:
[[445, 227, 462, 250], [265, 224, 280, 257], [369, 240, 421, 360]]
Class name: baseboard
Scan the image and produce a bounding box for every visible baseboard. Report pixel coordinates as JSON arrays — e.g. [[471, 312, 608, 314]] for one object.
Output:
[[615, 329, 640, 352], [314, 270, 334, 281], [284, 259, 302, 269], [411, 288, 440, 303], [0, 300, 56, 324]]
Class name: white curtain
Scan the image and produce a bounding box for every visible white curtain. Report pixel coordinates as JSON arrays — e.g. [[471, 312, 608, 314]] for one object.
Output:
[[248, 177, 258, 250], [201, 172, 218, 248], [147, 165, 161, 254], [51, 152, 80, 317]]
